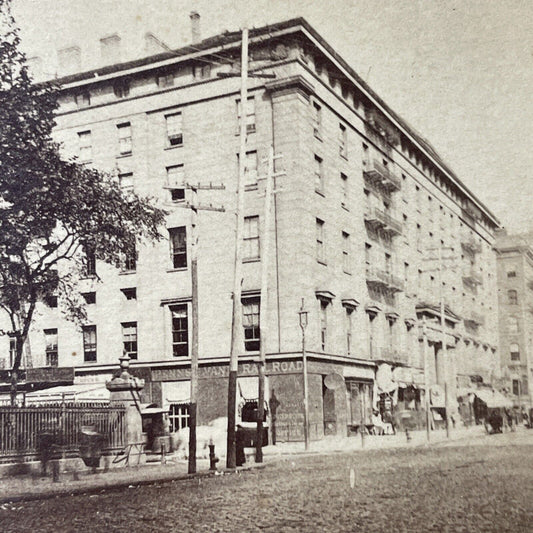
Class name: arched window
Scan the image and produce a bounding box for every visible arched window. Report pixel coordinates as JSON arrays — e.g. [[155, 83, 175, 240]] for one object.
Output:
[[508, 316, 519, 334], [508, 290, 518, 305], [510, 343, 520, 361]]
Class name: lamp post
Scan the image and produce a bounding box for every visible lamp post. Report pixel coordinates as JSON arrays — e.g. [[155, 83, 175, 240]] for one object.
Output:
[[298, 298, 309, 450]]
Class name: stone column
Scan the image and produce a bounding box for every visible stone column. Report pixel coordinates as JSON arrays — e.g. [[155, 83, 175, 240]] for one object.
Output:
[[106, 355, 145, 446]]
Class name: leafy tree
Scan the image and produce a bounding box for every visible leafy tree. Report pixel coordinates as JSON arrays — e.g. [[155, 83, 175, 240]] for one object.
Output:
[[0, 0, 166, 404]]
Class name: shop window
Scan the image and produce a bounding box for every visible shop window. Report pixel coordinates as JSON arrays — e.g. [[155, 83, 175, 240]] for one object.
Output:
[[169, 403, 190, 432]]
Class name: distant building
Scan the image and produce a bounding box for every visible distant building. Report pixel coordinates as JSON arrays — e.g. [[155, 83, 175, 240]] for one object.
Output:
[[495, 231, 533, 407], [0, 18, 502, 436]]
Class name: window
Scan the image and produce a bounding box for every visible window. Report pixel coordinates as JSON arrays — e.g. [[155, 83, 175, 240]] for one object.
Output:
[[75, 93, 90, 108], [165, 112, 183, 147], [314, 155, 323, 193], [166, 165, 185, 202], [244, 151, 258, 187], [385, 253, 392, 274], [123, 244, 136, 271], [122, 322, 138, 360], [81, 292, 96, 304], [316, 218, 325, 264], [346, 308, 353, 355], [237, 97, 256, 134], [243, 298, 260, 351], [508, 316, 519, 334], [169, 403, 190, 432], [193, 64, 211, 79], [319, 300, 328, 351], [113, 80, 130, 98], [508, 290, 518, 305], [44, 329, 58, 367], [512, 379, 521, 396], [404, 262, 409, 286], [170, 305, 188, 357], [117, 122, 132, 155], [507, 270, 516, 278], [340, 173, 348, 207], [45, 295, 58, 308], [342, 231, 350, 273], [416, 224, 422, 251], [243, 216, 260, 260], [312, 101, 322, 137], [83, 325, 97, 362], [9, 336, 17, 368], [510, 343, 520, 361], [121, 287, 137, 300], [339, 123, 347, 157], [119, 172, 133, 192], [78, 131, 92, 162], [365, 243, 372, 265], [84, 245, 96, 277], [169, 227, 187, 269]]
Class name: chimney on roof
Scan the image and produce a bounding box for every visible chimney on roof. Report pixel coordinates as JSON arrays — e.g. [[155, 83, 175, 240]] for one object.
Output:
[[57, 46, 81, 75], [144, 32, 169, 55], [100, 34, 121, 65], [190, 11, 201, 44]]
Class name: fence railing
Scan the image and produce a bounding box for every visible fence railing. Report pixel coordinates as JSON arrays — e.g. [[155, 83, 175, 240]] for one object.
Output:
[[0, 403, 126, 462]]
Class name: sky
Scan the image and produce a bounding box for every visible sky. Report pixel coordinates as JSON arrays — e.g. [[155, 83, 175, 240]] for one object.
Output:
[[11, 0, 533, 234]]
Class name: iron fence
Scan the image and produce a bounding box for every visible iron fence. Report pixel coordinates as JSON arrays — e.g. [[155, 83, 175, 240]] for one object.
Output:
[[0, 403, 125, 463]]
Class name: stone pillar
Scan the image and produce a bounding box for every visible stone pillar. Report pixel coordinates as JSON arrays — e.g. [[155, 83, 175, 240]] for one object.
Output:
[[106, 355, 145, 446]]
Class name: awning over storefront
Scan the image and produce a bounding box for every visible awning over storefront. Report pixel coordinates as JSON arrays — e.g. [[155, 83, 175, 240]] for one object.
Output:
[[473, 389, 513, 408], [162, 380, 190, 407], [342, 366, 375, 380], [237, 376, 268, 401], [25, 383, 110, 402]]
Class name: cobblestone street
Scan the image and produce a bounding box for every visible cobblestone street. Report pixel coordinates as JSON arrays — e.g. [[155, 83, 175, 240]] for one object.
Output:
[[1, 432, 532, 532]]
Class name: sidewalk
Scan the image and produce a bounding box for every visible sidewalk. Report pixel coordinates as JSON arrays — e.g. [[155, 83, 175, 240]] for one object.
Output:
[[0, 425, 493, 505]]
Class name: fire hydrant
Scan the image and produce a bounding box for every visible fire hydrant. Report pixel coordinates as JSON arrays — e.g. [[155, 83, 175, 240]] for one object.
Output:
[[209, 441, 219, 471]]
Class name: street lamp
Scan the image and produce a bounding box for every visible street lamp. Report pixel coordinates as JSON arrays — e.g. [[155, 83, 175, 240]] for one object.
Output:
[[298, 298, 309, 450]]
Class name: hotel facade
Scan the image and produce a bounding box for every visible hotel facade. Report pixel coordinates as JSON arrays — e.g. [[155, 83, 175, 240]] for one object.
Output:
[[0, 18, 502, 439]]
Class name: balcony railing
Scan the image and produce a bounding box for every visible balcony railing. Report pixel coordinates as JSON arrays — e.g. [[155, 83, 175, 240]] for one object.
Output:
[[363, 159, 401, 191], [364, 207, 403, 236], [365, 266, 405, 292], [365, 266, 389, 286]]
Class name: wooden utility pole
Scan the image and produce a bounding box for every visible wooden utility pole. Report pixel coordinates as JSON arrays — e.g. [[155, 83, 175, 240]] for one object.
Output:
[[255, 146, 274, 463], [422, 317, 431, 442], [172, 183, 224, 474], [227, 27, 249, 470]]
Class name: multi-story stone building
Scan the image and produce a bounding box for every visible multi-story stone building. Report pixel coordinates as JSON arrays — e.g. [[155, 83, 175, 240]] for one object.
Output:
[[0, 18, 501, 437], [495, 231, 533, 408]]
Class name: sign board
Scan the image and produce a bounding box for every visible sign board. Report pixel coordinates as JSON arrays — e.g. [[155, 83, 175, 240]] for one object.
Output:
[[26, 366, 74, 384], [324, 372, 344, 390]]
